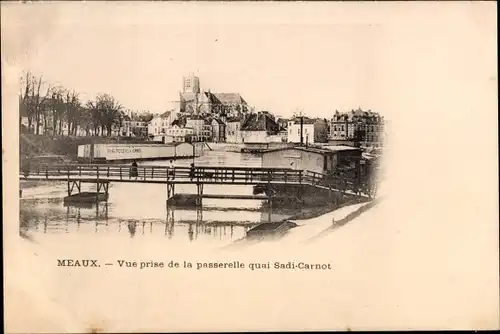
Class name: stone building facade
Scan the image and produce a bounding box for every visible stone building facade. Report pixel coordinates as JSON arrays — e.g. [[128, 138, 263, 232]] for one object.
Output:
[[179, 74, 250, 120], [329, 109, 385, 148]]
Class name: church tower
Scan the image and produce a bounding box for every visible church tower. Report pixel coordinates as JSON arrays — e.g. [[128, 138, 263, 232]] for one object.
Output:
[[182, 73, 200, 94]]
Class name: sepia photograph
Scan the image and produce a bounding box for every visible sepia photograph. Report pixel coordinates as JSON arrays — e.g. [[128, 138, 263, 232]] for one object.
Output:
[[2, 1, 498, 332]]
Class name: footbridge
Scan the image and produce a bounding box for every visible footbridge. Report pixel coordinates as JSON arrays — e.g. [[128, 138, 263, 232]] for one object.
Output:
[[20, 164, 373, 204]]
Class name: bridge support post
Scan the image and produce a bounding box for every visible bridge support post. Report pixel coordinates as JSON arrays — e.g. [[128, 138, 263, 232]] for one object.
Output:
[[196, 206, 203, 224], [165, 205, 175, 238], [67, 180, 82, 197], [188, 223, 194, 241], [166, 183, 175, 201], [196, 183, 204, 206], [96, 181, 109, 202], [267, 185, 273, 209], [296, 185, 302, 203]]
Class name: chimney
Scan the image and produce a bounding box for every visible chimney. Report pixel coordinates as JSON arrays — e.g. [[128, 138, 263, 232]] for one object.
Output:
[[300, 116, 303, 145]]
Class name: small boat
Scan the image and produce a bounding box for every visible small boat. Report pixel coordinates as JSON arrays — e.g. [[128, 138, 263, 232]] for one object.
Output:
[[246, 220, 297, 239], [63, 192, 108, 204]]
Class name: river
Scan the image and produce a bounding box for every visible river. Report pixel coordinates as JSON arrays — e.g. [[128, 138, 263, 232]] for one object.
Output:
[[19, 151, 308, 249]]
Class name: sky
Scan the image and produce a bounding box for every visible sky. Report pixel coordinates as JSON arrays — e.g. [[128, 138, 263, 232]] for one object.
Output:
[[2, 2, 497, 120]]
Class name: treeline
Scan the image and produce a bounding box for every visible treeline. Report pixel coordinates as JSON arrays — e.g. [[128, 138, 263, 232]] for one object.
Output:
[[19, 71, 133, 137]]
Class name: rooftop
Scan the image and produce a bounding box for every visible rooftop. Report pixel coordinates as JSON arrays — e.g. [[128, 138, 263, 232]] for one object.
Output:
[[241, 113, 280, 133], [160, 110, 175, 118], [332, 108, 383, 121], [226, 117, 243, 123], [289, 117, 316, 125], [186, 115, 205, 121], [319, 145, 362, 152], [212, 118, 225, 125], [180, 91, 247, 106], [262, 145, 361, 155], [212, 93, 246, 105]]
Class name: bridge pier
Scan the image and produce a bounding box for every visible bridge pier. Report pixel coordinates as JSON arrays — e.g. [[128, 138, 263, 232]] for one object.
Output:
[[96, 181, 109, 202], [166, 183, 175, 201], [196, 206, 203, 223], [296, 185, 302, 202], [64, 180, 108, 204], [67, 180, 82, 196], [196, 183, 204, 206], [165, 205, 175, 238], [188, 223, 194, 241], [267, 186, 275, 208]]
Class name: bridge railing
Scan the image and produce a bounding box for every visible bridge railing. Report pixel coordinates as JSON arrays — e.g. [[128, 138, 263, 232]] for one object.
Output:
[[304, 170, 374, 197], [20, 164, 305, 184], [19, 164, 374, 197]]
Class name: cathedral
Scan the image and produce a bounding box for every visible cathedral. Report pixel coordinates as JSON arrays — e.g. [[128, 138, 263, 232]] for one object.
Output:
[[178, 74, 250, 120]]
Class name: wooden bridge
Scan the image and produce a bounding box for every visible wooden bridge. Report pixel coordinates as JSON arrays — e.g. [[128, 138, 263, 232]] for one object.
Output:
[[20, 164, 373, 204]]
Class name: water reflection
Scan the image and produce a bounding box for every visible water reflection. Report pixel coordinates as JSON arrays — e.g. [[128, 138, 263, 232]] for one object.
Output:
[[21, 199, 265, 244], [19, 152, 303, 246], [127, 221, 136, 237]]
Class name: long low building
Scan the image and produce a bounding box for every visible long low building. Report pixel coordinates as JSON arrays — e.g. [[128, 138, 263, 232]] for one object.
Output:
[[77, 142, 196, 163], [261, 145, 362, 175]]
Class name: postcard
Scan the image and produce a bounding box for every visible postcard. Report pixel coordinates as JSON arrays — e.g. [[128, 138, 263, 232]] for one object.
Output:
[[2, 1, 498, 332]]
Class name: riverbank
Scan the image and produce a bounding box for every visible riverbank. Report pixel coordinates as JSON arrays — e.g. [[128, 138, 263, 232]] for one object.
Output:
[[224, 199, 374, 250], [20, 134, 158, 160], [286, 196, 371, 221]]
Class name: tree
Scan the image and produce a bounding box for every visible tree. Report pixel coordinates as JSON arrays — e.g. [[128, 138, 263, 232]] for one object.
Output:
[[19, 71, 51, 134], [20, 71, 133, 138], [314, 118, 329, 143], [85, 100, 102, 136], [19, 72, 31, 130], [80, 104, 94, 136], [46, 87, 66, 136], [62, 90, 81, 136], [93, 93, 123, 136], [139, 112, 154, 123]]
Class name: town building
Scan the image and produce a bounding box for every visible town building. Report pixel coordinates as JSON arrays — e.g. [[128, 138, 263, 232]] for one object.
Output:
[[276, 117, 289, 130], [287, 117, 316, 145], [261, 145, 362, 175], [179, 74, 250, 119], [164, 125, 194, 143], [225, 118, 243, 144], [278, 128, 288, 143], [240, 112, 282, 143], [211, 118, 226, 143], [185, 116, 212, 142], [147, 110, 179, 141], [122, 120, 148, 138], [329, 108, 385, 148]]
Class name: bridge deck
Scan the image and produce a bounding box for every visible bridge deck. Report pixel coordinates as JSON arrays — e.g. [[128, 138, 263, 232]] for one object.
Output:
[[20, 164, 373, 198], [22, 175, 307, 186]]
